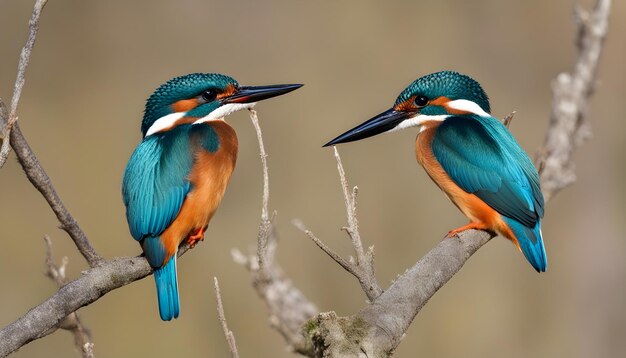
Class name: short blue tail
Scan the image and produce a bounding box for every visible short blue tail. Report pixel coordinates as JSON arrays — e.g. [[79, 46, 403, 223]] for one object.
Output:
[[153, 255, 180, 321], [503, 217, 547, 272]]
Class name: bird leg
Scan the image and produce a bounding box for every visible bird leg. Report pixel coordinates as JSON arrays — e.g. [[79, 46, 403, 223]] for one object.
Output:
[[186, 227, 206, 249], [446, 222, 489, 238]]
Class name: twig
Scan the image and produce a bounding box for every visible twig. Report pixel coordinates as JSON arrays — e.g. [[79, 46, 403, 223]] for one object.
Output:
[[293, 147, 382, 302], [539, 0, 611, 200], [9, 122, 103, 267], [0, 0, 48, 168], [502, 111, 516, 128], [0, 1, 102, 267], [232, 110, 318, 354], [248, 109, 270, 221], [248, 109, 273, 273], [213, 277, 240, 358], [43, 236, 95, 358], [292, 219, 358, 278]]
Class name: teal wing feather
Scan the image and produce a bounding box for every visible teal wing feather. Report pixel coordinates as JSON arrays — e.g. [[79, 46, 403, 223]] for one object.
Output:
[[122, 126, 194, 260], [431, 116, 544, 227], [122, 124, 222, 266]]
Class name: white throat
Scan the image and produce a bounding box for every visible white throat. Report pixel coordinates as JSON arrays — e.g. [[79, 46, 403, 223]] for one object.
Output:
[[145, 102, 257, 137], [193, 103, 256, 124], [145, 112, 186, 137], [390, 114, 449, 133]]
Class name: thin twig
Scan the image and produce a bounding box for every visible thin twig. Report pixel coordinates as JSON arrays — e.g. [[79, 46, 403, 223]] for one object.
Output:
[[0, 1, 102, 267], [249, 109, 270, 222], [9, 122, 103, 267], [294, 148, 382, 301], [248, 109, 273, 273], [43, 236, 94, 358], [232, 110, 319, 353], [214, 277, 240, 358], [0, 0, 48, 168], [503, 111, 516, 128], [292, 219, 358, 278]]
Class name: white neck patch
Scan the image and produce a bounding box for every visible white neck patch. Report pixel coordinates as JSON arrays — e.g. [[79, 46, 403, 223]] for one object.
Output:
[[389, 114, 449, 133], [447, 99, 490, 117], [193, 102, 256, 125], [145, 112, 186, 137], [144, 102, 257, 137]]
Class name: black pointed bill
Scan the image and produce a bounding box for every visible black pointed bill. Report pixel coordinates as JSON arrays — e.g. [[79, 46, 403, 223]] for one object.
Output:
[[323, 108, 414, 147], [222, 84, 303, 104]]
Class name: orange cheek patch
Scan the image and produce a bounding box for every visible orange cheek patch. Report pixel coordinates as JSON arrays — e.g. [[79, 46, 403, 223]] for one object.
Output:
[[171, 99, 199, 113], [429, 96, 450, 106], [394, 97, 418, 111], [217, 84, 237, 100]]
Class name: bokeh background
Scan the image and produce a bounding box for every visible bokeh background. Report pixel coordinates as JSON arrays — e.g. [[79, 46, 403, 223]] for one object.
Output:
[[1, 0, 625, 357]]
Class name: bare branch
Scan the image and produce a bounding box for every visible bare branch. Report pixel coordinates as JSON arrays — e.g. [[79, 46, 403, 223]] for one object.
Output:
[[292, 219, 358, 278], [0, 1, 102, 267], [248, 109, 273, 274], [43, 236, 95, 358], [539, 0, 611, 201], [0, 0, 48, 168], [248, 109, 270, 222], [0, 255, 152, 357], [8, 122, 103, 267], [293, 147, 382, 302], [502, 111, 516, 128], [233, 110, 319, 354], [214, 277, 240, 358]]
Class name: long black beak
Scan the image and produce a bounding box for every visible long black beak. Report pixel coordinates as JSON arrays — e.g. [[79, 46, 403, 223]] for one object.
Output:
[[323, 108, 413, 147], [222, 84, 303, 104]]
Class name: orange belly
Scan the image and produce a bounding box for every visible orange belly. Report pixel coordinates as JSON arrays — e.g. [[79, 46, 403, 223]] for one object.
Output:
[[160, 121, 238, 263], [415, 122, 518, 247]]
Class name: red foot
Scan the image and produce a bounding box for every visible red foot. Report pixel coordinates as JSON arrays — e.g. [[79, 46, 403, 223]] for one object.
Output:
[[187, 227, 206, 249], [446, 222, 488, 238]]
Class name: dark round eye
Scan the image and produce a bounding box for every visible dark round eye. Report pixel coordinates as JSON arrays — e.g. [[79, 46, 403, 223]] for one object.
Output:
[[415, 95, 429, 107], [201, 89, 217, 102]]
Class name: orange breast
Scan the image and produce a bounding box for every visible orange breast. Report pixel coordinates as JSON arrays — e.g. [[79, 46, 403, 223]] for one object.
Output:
[[160, 121, 238, 262], [415, 122, 518, 246]]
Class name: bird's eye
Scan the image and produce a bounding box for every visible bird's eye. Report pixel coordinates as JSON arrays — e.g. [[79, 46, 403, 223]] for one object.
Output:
[[201, 89, 217, 102], [415, 95, 429, 107]]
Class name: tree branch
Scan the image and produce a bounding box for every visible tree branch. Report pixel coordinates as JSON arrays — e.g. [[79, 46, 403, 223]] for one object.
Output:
[[293, 147, 382, 302], [232, 110, 318, 354], [8, 122, 103, 267], [0, 255, 151, 357], [213, 277, 240, 358], [0, 0, 48, 168], [43, 236, 95, 358], [0, 0, 102, 268], [538, 0, 611, 201]]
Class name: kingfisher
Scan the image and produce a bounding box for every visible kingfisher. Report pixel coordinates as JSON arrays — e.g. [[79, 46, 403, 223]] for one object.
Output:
[[122, 73, 302, 320], [325, 71, 546, 272]]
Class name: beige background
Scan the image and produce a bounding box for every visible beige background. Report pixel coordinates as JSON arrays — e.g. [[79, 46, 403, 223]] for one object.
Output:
[[1, 0, 625, 357]]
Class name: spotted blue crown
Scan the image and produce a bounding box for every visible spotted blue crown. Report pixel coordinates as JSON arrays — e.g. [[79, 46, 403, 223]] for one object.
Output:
[[396, 71, 491, 113], [141, 73, 238, 136]]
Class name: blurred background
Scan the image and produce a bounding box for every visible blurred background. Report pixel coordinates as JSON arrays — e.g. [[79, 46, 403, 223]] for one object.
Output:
[[1, 0, 624, 357]]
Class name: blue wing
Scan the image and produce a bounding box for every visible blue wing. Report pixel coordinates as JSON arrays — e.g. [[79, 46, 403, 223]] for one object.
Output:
[[431, 115, 544, 227], [122, 125, 195, 243]]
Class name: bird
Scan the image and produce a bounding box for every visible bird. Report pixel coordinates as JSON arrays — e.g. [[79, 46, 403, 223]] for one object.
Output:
[[122, 73, 302, 320], [324, 71, 546, 272]]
